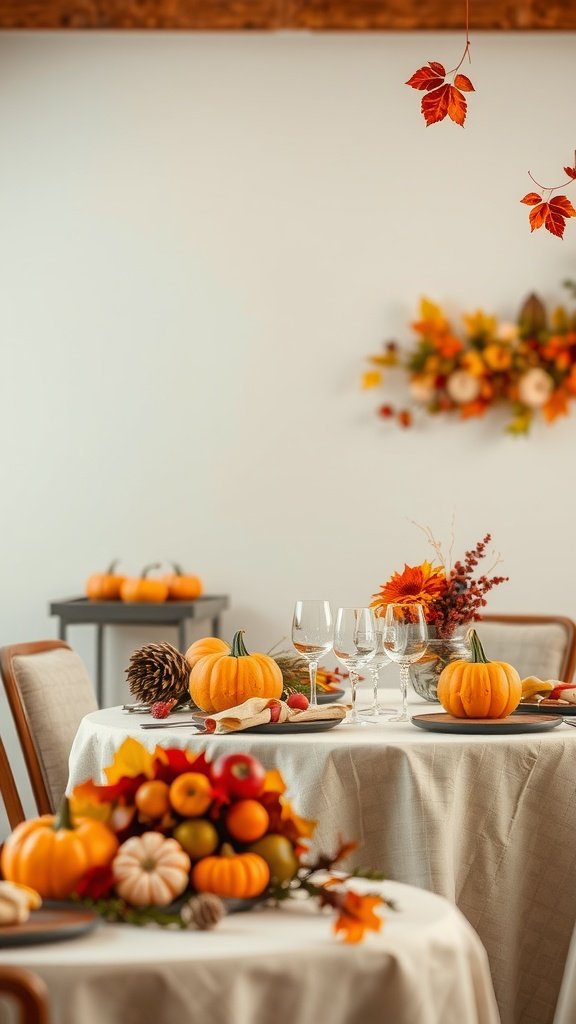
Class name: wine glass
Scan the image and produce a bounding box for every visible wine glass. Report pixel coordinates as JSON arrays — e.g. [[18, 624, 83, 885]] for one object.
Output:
[[360, 614, 394, 718], [333, 607, 378, 725], [292, 600, 333, 709], [382, 603, 428, 723]]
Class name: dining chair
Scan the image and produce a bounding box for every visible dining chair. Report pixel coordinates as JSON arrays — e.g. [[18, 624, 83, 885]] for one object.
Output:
[[0, 966, 50, 1024], [0, 641, 98, 816], [0, 731, 25, 829], [476, 614, 576, 682]]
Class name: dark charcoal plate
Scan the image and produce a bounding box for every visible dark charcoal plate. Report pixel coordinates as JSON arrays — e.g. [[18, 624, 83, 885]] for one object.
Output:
[[316, 688, 345, 704], [513, 701, 576, 716], [0, 907, 99, 948], [242, 718, 343, 735], [411, 712, 563, 734]]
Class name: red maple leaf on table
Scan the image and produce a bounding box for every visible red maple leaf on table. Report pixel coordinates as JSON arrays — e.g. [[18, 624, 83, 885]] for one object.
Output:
[[407, 64, 475, 127], [521, 153, 576, 238]]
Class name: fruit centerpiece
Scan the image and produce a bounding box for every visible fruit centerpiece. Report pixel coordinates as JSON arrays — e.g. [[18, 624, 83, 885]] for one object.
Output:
[[1, 740, 390, 943]]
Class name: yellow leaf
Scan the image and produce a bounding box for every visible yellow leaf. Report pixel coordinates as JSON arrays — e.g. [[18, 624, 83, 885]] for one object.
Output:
[[104, 737, 155, 784], [462, 310, 497, 337], [262, 768, 286, 795], [281, 798, 317, 839], [551, 306, 569, 333], [361, 370, 382, 390], [69, 795, 112, 824], [419, 297, 445, 325], [369, 353, 398, 368]]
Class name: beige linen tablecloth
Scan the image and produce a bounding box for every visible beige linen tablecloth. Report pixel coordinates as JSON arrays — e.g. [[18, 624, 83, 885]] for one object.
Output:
[[67, 697, 576, 1024], [0, 881, 499, 1024]]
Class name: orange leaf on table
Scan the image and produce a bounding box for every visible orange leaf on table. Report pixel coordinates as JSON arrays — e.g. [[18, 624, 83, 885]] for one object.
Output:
[[333, 892, 384, 944]]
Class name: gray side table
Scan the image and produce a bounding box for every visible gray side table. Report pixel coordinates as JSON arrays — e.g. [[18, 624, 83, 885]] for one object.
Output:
[[49, 595, 230, 708]]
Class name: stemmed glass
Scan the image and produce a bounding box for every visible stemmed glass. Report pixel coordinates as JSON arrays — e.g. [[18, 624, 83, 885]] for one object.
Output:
[[333, 607, 378, 725], [382, 603, 428, 723], [292, 600, 333, 709], [360, 615, 394, 718]]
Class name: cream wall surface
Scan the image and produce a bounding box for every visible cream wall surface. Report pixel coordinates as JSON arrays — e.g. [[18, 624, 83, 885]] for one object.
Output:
[[0, 30, 574, 833]]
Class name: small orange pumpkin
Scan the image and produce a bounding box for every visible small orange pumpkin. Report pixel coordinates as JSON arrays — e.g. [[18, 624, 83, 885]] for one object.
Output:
[[0, 799, 119, 900], [437, 629, 522, 719], [85, 560, 126, 601], [120, 563, 169, 604], [165, 563, 204, 601], [192, 844, 270, 899], [189, 630, 283, 713]]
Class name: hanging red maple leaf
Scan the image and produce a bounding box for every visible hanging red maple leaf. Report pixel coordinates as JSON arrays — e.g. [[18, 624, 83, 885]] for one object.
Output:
[[521, 153, 576, 238], [405, 2, 474, 128]]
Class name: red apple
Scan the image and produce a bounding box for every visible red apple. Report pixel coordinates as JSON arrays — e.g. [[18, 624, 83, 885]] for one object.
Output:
[[211, 752, 266, 799], [287, 692, 309, 711]]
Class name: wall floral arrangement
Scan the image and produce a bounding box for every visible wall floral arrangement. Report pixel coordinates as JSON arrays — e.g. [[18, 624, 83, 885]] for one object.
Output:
[[362, 285, 576, 435]]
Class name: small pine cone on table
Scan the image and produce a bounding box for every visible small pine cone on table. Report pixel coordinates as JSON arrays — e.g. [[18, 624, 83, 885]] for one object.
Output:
[[181, 893, 225, 930], [125, 642, 191, 705]]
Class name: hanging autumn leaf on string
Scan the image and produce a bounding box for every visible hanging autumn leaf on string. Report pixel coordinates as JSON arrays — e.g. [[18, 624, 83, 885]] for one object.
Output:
[[521, 152, 576, 238], [405, 1, 473, 127]]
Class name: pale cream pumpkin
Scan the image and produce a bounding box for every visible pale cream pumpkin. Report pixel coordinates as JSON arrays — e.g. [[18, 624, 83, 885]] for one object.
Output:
[[112, 832, 191, 907]]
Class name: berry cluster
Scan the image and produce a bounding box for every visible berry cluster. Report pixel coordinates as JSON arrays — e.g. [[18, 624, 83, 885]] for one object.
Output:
[[427, 534, 508, 638]]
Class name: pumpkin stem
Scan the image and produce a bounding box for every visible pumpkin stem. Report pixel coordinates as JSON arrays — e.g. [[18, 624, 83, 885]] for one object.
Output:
[[106, 560, 120, 574], [231, 630, 250, 658], [171, 562, 183, 576], [54, 795, 74, 832], [141, 563, 162, 579], [220, 843, 236, 858], [467, 629, 489, 664]]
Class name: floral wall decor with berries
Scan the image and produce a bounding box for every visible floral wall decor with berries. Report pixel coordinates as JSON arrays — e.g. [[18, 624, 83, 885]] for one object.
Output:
[[362, 285, 576, 436]]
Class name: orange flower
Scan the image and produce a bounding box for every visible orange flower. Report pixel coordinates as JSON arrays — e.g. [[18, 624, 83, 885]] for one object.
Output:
[[435, 333, 463, 359], [483, 344, 512, 371], [371, 561, 447, 615], [333, 891, 384, 944]]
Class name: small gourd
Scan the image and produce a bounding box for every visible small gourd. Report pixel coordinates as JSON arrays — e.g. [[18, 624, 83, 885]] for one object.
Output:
[[165, 563, 204, 601], [112, 832, 191, 907], [85, 560, 126, 601], [0, 799, 119, 900], [437, 629, 522, 719], [120, 564, 169, 604], [189, 630, 283, 713], [192, 844, 270, 899]]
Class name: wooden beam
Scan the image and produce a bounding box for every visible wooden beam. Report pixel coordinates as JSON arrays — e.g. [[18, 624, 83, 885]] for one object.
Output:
[[0, 0, 574, 30]]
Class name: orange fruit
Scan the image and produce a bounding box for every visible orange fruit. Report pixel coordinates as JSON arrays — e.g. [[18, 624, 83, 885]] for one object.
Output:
[[169, 772, 212, 817], [173, 819, 219, 860], [226, 799, 269, 843], [135, 780, 171, 819]]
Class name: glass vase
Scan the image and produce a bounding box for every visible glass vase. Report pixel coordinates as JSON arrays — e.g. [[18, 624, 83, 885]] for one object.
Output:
[[409, 628, 471, 702]]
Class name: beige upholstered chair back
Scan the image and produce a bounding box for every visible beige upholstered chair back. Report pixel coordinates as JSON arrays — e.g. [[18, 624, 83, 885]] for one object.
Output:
[[476, 616, 576, 683], [0, 641, 97, 815]]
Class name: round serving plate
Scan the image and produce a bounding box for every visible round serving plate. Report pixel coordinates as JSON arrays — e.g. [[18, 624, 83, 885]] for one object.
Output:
[[411, 712, 563, 735]]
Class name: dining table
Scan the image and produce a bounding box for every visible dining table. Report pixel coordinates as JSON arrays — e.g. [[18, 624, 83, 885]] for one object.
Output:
[[0, 880, 499, 1024], [67, 692, 576, 1024]]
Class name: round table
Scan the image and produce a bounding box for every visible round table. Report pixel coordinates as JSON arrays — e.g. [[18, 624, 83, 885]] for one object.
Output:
[[67, 697, 576, 1024], [0, 881, 499, 1024]]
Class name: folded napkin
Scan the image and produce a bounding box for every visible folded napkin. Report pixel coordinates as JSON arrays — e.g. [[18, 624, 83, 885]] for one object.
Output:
[[204, 698, 348, 733]]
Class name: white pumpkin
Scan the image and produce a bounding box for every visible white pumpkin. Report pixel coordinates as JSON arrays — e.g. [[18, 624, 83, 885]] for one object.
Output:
[[0, 880, 41, 925], [113, 832, 191, 907]]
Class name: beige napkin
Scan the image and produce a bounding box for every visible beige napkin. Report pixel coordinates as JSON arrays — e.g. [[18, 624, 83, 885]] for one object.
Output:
[[204, 697, 348, 733]]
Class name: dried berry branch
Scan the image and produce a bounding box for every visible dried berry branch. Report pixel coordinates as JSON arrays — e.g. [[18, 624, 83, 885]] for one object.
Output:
[[405, 0, 474, 127], [521, 151, 576, 238]]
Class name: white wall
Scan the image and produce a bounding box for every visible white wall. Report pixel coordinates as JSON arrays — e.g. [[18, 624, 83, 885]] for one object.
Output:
[[0, 30, 575, 833]]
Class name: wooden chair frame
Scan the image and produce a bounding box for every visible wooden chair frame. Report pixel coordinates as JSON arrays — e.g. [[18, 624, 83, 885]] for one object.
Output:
[[0, 732, 25, 829], [480, 614, 576, 682], [0, 967, 50, 1024], [0, 640, 74, 817]]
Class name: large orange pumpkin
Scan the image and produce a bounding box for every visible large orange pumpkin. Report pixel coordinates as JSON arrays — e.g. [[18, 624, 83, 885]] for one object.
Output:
[[185, 636, 229, 669], [189, 630, 283, 713], [165, 563, 203, 601], [0, 799, 119, 900], [437, 630, 521, 719], [192, 844, 270, 898], [85, 560, 125, 601], [120, 564, 169, 604]]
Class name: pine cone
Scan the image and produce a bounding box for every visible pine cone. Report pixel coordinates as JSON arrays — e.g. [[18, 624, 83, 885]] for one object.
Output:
[[125, 642, 191, 705], [180, 893, 225, 930]]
